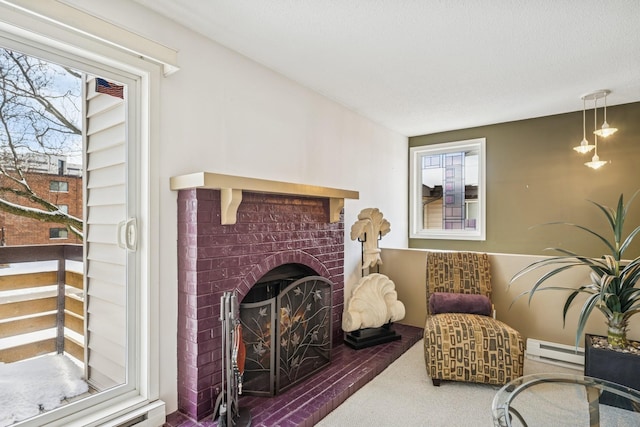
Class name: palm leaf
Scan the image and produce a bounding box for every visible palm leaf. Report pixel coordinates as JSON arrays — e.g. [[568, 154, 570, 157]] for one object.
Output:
[[509, 256, 581, 283], [563, 286, 596, 324], [535, 222, 616, 255], [573, 293, 601, 348], [623, 307, 640, 320], [587, 198, 616, 235], [512, 192, 640, 348], [511, 285, 595, 309], [606, 294, 622, 313], [524, 266, 590, 305], [620, 225, 640, 255], [623, 190, 640, 217], [613, 194, 625, 249]]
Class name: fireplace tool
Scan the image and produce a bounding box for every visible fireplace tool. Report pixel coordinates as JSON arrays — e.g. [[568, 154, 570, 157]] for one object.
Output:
[[214, 291, 251, 427]]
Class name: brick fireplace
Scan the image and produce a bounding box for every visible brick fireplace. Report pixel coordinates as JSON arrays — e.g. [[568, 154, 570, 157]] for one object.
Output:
[[173, 173, 358, 421]]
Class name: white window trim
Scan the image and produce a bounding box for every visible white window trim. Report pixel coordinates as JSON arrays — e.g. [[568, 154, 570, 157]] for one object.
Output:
[[0, 2, 165, 426], [409, 138, 486, 241], [0, 0, 179, 76]]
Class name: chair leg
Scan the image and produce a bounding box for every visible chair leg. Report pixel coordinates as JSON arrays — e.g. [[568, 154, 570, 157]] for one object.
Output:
[[432, 378, 441, 387]]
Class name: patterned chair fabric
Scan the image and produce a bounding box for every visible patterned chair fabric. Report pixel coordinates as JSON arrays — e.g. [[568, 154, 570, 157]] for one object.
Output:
[[423, 251, 524, 386]]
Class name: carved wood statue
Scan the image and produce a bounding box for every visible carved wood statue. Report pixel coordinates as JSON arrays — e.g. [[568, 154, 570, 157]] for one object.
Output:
[[350, 208, 390, 270], [342, 273, 405, 332]]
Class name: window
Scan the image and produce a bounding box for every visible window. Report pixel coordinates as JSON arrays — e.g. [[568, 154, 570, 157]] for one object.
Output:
[[0, 2, 165, 424], [49, 227, 68, 239], [50, 180, 69, 192], [410, 138, 486, 240], [1, 40, 134, 420], [58, 204, 69, 214]]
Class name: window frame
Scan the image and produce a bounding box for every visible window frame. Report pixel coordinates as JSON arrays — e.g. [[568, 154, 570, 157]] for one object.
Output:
[[409, 138, 486, 241], [0, 3, 164, 425]]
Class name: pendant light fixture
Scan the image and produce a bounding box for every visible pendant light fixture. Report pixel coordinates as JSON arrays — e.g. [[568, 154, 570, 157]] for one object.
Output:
[[593, 90, 618, 137], [575, 90, 617, 169], [584, 135, 607, 170], [573, 97, 595, 154], [584, 94, 607, 169]]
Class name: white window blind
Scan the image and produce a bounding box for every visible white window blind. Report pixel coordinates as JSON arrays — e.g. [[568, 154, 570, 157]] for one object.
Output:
[[84, 75, 131, 390]]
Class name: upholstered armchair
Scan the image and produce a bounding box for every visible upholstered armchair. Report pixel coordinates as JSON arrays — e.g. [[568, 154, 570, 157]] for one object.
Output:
[[423, 251, 524, 386]]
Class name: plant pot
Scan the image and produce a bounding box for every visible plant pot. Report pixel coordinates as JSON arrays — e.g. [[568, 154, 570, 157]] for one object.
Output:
[[584, 333, 640, 409]]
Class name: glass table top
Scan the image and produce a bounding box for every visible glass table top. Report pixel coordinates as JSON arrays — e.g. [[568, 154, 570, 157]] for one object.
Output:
[[492, 373, 640, 426]]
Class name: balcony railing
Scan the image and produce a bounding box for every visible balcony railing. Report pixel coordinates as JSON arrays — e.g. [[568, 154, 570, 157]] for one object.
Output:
[[0, 244, 84, 363]]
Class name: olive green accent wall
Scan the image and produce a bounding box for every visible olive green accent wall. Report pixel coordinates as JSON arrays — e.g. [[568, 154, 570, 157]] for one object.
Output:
[[409, 102, 640, 258]]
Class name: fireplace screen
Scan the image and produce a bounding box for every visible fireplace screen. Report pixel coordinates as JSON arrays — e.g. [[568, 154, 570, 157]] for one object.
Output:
[[240, 275, 333, 396]]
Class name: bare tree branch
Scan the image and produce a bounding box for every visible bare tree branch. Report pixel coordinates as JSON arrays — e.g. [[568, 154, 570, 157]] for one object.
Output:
[[7, 51, 81, 135], [0, 47, 83, 238], [0, 197, 82, 238]]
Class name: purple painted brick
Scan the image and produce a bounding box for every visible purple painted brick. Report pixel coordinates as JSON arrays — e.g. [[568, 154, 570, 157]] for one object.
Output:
[[176, 189, 347, 421]]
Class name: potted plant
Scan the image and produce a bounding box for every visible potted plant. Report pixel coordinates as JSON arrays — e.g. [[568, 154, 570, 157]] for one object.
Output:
[[511, 192, 640, 395]]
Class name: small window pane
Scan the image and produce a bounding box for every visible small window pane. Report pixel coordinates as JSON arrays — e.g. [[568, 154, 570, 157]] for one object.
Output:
[[410, 138, 486, 240], [49, 227, 68, 239], [50, 180, 69, 192]]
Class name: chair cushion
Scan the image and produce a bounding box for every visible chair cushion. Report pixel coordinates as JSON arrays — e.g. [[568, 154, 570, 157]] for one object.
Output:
[[428, 292, 492, 316], [424, 312, 524, 385]]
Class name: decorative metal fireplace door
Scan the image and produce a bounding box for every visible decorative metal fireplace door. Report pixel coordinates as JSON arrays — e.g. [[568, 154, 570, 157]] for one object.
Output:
[[240, 275, 333, 396]]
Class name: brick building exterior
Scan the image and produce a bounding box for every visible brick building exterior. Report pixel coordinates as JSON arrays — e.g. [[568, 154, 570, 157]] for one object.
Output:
[[0, 171, 83, 246]]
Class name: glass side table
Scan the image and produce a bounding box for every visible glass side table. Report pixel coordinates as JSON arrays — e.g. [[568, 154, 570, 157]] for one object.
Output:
[[492, 373, 640, 426]]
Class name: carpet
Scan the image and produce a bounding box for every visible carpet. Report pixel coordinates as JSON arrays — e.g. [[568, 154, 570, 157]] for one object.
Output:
[[0, 354, 88, 426], [316, 339, 504, 426], [316, 340, 640, 426]]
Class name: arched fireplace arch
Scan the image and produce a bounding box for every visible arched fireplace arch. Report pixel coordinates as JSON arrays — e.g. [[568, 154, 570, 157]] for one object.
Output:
[[237, 250, 332, 301]]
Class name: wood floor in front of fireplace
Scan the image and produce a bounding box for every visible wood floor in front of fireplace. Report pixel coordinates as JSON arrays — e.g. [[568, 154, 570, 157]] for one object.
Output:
[[165, 323, 423, 427]]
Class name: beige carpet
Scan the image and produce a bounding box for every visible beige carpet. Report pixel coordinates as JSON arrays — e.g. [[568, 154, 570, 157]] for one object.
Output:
[[316, 340, 639, 426]]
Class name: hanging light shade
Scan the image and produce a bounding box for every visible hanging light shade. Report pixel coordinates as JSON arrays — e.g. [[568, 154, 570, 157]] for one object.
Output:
[[573, 97, 595, 153], [593, 91, 618, 137], [585, 148, 607, 170], [585, 155, 607, 169]]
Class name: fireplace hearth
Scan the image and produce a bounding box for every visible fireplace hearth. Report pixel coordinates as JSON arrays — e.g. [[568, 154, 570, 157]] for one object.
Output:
[[164, 323, 423, 427], [172, 173, 359, 421]]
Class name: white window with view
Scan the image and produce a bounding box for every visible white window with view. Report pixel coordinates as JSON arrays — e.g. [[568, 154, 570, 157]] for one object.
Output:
[[0, 2, 165, 424], [0, 40, 136, 423], [410, 138, 486, 240]]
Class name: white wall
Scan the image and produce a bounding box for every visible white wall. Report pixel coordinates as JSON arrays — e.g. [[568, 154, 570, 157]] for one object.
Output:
[[65, 0, 408, 415]]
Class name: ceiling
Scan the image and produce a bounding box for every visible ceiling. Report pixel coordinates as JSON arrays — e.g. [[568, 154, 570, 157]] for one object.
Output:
[[133, 0, 640, 137]]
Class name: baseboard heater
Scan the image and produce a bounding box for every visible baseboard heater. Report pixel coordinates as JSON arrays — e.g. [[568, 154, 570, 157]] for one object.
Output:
[[526, 338, 584, 370]]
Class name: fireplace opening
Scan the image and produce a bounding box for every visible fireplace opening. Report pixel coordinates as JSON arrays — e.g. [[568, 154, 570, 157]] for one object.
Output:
[[240, 264, 333, 396], [242, 263, 316, 303]]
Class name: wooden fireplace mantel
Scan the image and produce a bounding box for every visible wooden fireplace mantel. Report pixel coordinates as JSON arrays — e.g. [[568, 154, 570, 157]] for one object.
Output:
[[170, 172, 359, 225]]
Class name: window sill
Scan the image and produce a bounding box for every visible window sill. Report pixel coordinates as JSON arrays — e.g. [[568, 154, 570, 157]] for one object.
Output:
[[64, 398, 165, 427]]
